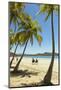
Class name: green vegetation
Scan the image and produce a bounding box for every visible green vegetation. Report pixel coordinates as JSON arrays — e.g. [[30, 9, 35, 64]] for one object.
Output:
[[9, 2, 42, 71]]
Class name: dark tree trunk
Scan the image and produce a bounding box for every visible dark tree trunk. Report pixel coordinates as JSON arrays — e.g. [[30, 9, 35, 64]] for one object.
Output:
[[10, 43, 19, 67], [14, 40, 28, 72], [10, 45, 13, 50], [43, 10, 55, 83], [10, 20, 17, 67]]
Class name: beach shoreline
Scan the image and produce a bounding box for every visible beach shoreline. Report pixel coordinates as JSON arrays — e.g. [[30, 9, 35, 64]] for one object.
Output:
[[10, 57, 59, 87]]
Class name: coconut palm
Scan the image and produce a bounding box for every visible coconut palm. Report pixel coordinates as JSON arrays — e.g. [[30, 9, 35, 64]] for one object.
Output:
[[38, 4, 59, 84], [10, 12, 34, 66], [13, 15, 42, 72], [9, 2, 25, 66], [9, 33, 19, 67], [9, 2, 25, 27], [9, 29, 19, 66]]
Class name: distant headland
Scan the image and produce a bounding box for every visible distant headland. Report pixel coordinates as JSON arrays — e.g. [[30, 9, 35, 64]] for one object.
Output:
[[10, 52, 59, 57]]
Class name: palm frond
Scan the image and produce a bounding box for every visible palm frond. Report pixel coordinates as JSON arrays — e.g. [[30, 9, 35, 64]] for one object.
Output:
[[45, 10, 51, 21], [36, 34, 42, 45]]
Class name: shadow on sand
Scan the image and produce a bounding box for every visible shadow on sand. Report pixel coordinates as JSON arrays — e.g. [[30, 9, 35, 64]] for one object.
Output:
[[10, 70, 54, 87], [10, 70, 38, 78], [20, 80, 54, 87], [10, 69, 55, 87]]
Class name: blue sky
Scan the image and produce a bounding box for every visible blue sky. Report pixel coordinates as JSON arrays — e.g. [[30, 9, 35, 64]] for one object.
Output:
[[10, 3, 58, 54]]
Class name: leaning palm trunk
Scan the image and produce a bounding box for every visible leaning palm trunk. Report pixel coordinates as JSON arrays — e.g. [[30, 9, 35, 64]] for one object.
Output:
[[14, 40, 28, 72], [43, 10, 55, 84], [10, 21, 18, 67], [10, 43, 19, 67]]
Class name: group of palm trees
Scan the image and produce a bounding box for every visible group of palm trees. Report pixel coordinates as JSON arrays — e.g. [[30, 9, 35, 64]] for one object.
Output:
[[9, 2, 59, 85]]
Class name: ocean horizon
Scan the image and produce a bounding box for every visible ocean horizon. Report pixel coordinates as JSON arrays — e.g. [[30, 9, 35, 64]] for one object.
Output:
[[10, 55, 59, 61]]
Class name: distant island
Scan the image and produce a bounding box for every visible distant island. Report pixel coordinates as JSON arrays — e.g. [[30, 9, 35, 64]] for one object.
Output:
[[10, 52, 59, 57]]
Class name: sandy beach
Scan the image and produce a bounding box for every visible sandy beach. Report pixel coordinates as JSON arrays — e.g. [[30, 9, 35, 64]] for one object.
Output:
[[10, 57, 59, 87]]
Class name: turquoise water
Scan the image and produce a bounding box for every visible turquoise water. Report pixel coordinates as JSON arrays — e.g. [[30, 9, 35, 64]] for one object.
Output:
[[15, 55, 59, 61], [24, 55, 59, 59]]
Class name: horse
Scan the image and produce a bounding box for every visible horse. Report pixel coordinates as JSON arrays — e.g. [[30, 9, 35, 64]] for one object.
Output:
[[32, 58, 35, 64], [32, 59, 38, 64], [35, 59, 38, 63]]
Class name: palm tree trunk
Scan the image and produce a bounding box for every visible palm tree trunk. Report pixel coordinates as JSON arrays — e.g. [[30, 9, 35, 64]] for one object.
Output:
[[14, 40, 28, 72], [43, 10, 55, 83], [10, 20, 17, 67], [10, 45, 13, 50], [10, 43, 19, 67]]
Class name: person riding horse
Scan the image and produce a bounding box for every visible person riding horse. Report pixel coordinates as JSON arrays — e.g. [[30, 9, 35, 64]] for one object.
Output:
[[32, 58, 35, 63], [32, 58, 38, 64], [35, 59, 38, 63]]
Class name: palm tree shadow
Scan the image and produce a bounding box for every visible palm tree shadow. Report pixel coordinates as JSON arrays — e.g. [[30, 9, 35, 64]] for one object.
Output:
[[10, 70, 38, 78], [10, 70, 55, 87], [20, 80, 54, 87], [39, 80, 54, 86], [20, 78, 54, 87]]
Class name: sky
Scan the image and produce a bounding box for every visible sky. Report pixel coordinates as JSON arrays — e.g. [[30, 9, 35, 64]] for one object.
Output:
[[10, 3, 59, 54]]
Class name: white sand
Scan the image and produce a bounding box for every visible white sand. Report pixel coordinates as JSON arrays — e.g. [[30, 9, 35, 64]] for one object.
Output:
[[10, 57, 59, 87]]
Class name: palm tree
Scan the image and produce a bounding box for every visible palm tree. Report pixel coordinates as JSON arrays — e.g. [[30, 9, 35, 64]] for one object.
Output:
[[9, 29, 20, 66], [38, 4, 59, 84], [13, 15, 42, 72], [9, 2, 25, 27], [9, 2, 25, 66]]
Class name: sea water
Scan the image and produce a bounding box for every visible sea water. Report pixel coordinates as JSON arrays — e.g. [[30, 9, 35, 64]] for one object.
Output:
[[23, 55, 59, 60]]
